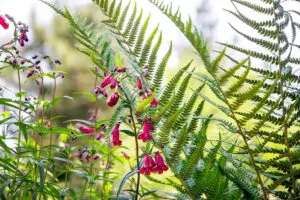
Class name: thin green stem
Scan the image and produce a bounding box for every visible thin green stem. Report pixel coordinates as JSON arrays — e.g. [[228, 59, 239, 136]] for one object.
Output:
[[15, 68, 22, 182]]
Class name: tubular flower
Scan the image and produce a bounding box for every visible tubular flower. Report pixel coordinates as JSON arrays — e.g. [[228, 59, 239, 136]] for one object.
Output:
[[154, 152, 169, 174], [26, 69, 35, 78], [96, 132, 103, 141], [18, 30, 29, 47], [121, 151, 130, 159], [110, 79, 119, 89], [116, 67, 126, 73], [140, 154, 156, 175], [94, 86, 107, 97], [0, 15, 9, 29], [101, 74, 112, 88], [107, 92, 119, 107], [78, 124, 95, 134], [93, 154, 101, 160], [136, 77, 143, 90], [137, 121, 154, 142], [112, 123, 122, 146], [150, 98, 158, 106]]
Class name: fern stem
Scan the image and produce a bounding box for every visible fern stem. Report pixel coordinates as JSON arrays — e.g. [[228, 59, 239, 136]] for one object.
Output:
[[274, 4, 296, 194]]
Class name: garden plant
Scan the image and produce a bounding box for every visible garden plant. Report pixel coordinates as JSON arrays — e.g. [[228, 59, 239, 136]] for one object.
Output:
[[0, 0, 299, 199]]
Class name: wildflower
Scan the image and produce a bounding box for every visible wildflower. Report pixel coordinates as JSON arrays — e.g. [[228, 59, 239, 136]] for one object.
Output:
[[121, 151, 130, 159], [61, 73, 65, 79], [96, 132, 103, 141], [94, 86, 108, 97], [93, 154, 101, 160], [116, 67, 126, 73], [77, 149, 91, 163], [140, 154, 156, 175], [150, 98, 159, 106], [137, 121, 154, 142], [107, 92, 119, 107], [101, 74, 112, 88], [136, 77, 143, 90], [77, 124, 95, 134], [110, 79, 119, 89], [154, 152, 169, 174], [112, 123, 122, 146], [26, 69, 35, 78], [0, 15, 9, 29], [18, 30, 29, 47]]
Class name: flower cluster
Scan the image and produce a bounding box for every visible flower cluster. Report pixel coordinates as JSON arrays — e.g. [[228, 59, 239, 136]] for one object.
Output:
[[140, 152, 169, 175], [137, 118, 154, 143], [97, 66, 126, 107], [77, 147, 100, 163]]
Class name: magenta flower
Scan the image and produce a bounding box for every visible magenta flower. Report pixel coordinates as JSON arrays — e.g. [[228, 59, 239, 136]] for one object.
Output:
[[96, 132, 103, 141], [137, 121, 154, 143], [154, 152, 169, 174], [93, 154, 101, 160], [107, 92, 119, 107], [78, 124, 96, 134], [136, 77, 143, 90], [110, 79, 119, 89], [121, 151, 130, 159], [151, 98, 159, 106], [140, 154, 156, 175], [116, 67, 126, 73], [0, 15, 9, 29], [26, 69, 35, 78], [101, 74, 112, 88], [18, 30, 29, 47], [112, 123, 122, 146]]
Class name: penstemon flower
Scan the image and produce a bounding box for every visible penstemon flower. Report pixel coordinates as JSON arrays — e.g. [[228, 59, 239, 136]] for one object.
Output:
[[121, 151, 130, 159], [112, 123, 122, 146], [107, 92, 119, 107], [150, 98, 159, 107], [101, 73, 112, 88], [26, 69, 35, 78], [140, 154, 156, 175], [137, 120, 154, 142], [110, 78, 119, 89], [136, 77, 143, 90], [0, 15, 9, 29], [116, 66, 126, 73], [154, 152, 169, 174], [77, 124, 96, 134]]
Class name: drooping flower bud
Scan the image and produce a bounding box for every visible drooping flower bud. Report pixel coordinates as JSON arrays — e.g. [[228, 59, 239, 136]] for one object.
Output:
[[93, 154, 101, 160], [136, 77, 143, 90], [140, 154, 156, 175], [96, 132, 103, 141], [112, 123, 122, 146], [154, 152, 169, 174], [107, 92, 119, 107], [101, 74, 112, 88], [0, 15, 9, 29], [27, 69, 35, 78], [121, 151, 130, 159]]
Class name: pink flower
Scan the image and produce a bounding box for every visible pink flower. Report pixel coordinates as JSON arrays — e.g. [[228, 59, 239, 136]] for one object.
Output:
[[78, 124, 95, 134], [93, 154, 101, 160], [94, 86, 108, 97], [26, 69, 35, 78], [112, 123, 122, 146], [0, 15, 9, 29], [110, 79, 119, 89], [96, 132, 103, 141], [136, 77, 143, 90], [154, 152, 168, 174], [121, 151, 130, 159], [18, 30, 29, 47], [77, 149, 91, 163], [140, 154, 156, 175], [151, 98, 159, 106], [107, 92, 119, 107], [101, 74, 112, 88], [137, 121, 154, 142]]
